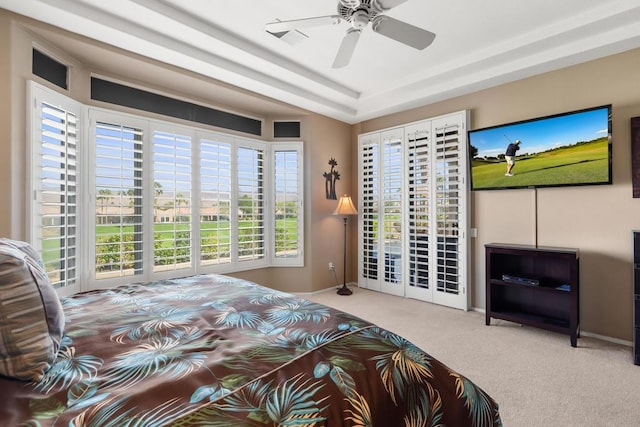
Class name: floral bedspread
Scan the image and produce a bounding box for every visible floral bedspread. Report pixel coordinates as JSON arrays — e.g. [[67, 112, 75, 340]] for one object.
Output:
[[0, 274, 501, 426]]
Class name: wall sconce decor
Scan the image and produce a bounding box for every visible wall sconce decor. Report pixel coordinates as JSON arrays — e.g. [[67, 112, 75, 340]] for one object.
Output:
[[322, 158, 340, 200]]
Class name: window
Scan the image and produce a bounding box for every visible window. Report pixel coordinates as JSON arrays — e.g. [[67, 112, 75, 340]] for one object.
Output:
[[199, 137, 232, 266], [361, 138, 379, 281], [152, 130, 193, 273], [272, 144, 303, 265], [358, 112, 468, 310], [94, 121, 144, 279], [32, 49, 68, 90], [29, 81, 304, 292], [237, 146, 265, 262], [382, 135, 403, 285], [407, 128, 431, 290], [29, 85, 81, 294]]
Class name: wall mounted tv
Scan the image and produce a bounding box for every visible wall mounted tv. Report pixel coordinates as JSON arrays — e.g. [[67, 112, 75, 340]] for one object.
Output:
[[467, 104, 612, 191]]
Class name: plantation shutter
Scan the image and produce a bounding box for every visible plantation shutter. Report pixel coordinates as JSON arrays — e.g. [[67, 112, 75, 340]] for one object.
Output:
[[358, 129, 405, 296], [357, 111, 468, 310], [433, 121, 465, 299], [152, 130, 193, 272], [199, 136, 232, 266], [407, 127, 431, 291], [33, 98, 79, 290], [272, 144, 303, 265], [381, 133, 404, 290], [236, 146, 265, 262], [360, 138, 379, 283], [94, 121, 144, 279], [30, 81, 306, 293]]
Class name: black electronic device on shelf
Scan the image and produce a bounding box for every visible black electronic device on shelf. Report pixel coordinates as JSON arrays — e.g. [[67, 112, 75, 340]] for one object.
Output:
[[501, 274, 540, 286]]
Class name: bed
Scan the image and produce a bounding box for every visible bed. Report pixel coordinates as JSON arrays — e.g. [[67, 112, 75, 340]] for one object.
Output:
[[0, 269, 501, 426]]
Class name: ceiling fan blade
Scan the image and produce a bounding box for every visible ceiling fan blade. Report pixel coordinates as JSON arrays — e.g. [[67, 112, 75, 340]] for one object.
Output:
[[371, 0, 408, 13], [265, 15, 342, 33], [332, 28, 362, 68], [371, 15, 435, 50]]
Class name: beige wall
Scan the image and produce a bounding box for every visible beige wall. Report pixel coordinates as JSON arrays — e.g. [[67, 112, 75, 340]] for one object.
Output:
[[0, 14, 10, 236], [0, 10, 352, 295], [233, 113, 353, 293], [358, 47, 640, 341]]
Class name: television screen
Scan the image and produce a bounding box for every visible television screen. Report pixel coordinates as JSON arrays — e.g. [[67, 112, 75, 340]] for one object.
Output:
[[467, 105, 612, 191]]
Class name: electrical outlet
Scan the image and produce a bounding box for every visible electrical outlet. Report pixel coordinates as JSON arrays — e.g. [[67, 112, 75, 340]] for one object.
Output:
[[328, 262, 334, 270]]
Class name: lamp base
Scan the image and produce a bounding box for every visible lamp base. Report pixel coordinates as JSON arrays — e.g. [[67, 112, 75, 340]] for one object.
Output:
[[337, 284, 353, 296]]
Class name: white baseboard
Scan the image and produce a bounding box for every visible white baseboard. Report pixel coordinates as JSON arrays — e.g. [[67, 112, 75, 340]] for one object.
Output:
[[580, 331, 632, 347], [471, 307, 632, 347], [295, 282, 358, 297]]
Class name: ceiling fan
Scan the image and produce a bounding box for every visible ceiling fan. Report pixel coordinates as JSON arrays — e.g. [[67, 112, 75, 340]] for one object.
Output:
[[265, 0, 436, 68]]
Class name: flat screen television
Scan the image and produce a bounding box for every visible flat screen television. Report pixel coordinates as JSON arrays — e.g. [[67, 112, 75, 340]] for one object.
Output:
[[467, 105, 612, 191]]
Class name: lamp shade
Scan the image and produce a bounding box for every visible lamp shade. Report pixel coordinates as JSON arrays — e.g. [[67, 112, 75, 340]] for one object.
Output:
[[333, 194, 358, 216]]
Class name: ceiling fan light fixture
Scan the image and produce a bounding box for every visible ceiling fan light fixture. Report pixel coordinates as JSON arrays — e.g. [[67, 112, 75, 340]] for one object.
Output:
[[350, 9, 370, 29]]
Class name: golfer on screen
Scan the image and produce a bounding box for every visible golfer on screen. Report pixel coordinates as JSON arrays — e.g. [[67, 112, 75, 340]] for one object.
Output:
[[505, 139, 521, 176]]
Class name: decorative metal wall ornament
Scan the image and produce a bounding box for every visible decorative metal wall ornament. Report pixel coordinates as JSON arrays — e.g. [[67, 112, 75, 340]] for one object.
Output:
[[323, 158, 340, 200]]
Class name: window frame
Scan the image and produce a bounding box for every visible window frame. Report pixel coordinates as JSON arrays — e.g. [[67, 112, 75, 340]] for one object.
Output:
[[29, 81, 304, 293], [28, 82, 84, 297], [149, 122, 197, 280], [269, 142, 304, 267], [89, 111, 149, 286]]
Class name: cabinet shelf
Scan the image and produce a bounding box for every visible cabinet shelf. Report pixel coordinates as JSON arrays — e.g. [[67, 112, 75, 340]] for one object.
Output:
[[485, 243, 580, 347], [490, 310, 569, 329], [633, 231, 640, 365], [488, 279, 571, 293]]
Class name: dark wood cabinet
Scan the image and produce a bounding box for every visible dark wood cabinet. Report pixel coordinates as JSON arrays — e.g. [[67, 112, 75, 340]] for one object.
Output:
[[485, 243, 580, 347], [633, 231, 640, 365]]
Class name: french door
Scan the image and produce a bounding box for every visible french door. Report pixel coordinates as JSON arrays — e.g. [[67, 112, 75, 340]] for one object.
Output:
[[360, 129, 405, 296], [358, 111, 469, 310]]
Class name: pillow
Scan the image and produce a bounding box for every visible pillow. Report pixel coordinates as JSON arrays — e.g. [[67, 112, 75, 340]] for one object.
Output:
[[0, 239, 64, 381], [0, 238, 45, 269]]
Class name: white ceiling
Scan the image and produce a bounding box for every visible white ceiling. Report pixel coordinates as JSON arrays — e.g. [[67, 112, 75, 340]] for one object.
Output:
[[2, 0, 640, 124]]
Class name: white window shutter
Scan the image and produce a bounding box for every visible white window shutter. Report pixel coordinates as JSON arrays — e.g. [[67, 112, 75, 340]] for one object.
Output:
[[30, 86, 82, 293], [152, 130, 193, 273], [94, 121, 144, 279], [29, 81, 305, 292], [199, 136, 233, 266], [236, 146, 265, 262], [272, 143, 304, 266]]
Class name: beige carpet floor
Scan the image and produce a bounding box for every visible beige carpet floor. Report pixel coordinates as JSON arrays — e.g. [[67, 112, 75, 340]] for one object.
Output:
[[304, 286, 640, 427]]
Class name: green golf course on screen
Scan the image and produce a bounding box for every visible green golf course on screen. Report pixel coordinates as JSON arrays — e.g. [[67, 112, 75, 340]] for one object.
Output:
[[468, 105, 611, 190]]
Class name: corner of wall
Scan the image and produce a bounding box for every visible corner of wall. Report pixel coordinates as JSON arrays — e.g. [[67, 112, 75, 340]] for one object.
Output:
[[0, 12, 15, 237]]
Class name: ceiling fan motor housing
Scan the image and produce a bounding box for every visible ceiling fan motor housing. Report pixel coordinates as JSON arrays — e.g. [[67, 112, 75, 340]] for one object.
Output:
[[338, 0, 380, 27]]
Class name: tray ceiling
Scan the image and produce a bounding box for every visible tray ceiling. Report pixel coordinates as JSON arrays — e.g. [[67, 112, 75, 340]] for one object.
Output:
[[2, 0, 640, 123]]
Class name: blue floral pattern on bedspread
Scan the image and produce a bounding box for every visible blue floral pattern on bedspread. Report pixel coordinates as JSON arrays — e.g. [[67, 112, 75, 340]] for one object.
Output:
[[0, 274, 501, 426]]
